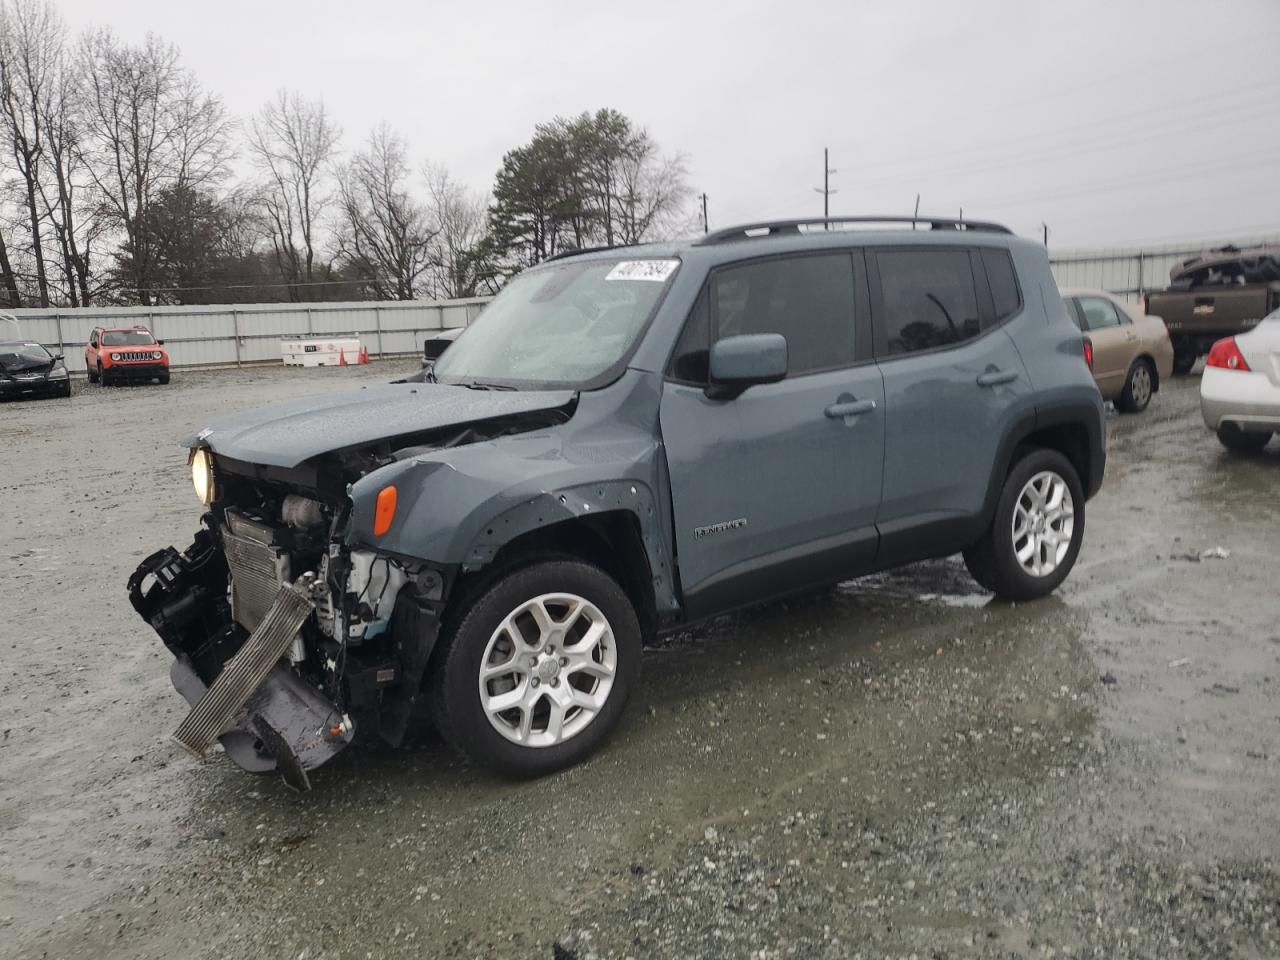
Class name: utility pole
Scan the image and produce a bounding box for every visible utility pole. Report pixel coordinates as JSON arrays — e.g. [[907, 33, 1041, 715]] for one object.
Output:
[[912, 193, 920, 229], [812, 147, 837, 225], [1042, 222, 1049, 247], [701, 193, 709, 234]]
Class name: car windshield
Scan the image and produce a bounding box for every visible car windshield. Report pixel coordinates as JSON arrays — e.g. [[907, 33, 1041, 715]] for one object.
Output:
[[0, 341, 52, 366], [432, 257, 679, 388], [102, 330, 155, 346]]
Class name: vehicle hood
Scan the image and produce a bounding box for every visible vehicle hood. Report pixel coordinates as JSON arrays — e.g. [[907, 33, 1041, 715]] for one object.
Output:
[[187, 382, 577, 468], [0, 358, 56, 377]]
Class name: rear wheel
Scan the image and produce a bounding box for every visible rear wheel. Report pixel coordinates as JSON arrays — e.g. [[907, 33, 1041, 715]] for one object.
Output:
[[1116, 358, 1154, 413], [1216, 423, 1271, 453], [963, 448, 1085, 602], [430, 558, 641, 777], [1172, 346, 1197, 375]]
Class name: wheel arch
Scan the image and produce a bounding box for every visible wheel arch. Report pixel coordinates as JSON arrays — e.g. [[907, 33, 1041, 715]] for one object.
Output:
[[448, 508, 661, 644], [981, 396, 1105, 531]]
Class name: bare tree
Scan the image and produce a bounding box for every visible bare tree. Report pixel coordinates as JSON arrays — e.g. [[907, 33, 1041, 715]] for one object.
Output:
[[425, 163, 494, 298], [0, 0, 61, 306], [0, 223, 19, 306], [248, 90, 339, 300], [34, 36, 97, 306], [78, 28, 232, 304], [614, 140, 692, 245], [335, 127, 435, 300]]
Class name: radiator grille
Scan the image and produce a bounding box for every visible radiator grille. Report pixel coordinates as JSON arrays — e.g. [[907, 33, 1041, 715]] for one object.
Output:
[[117, 351, 158, 361], [173, 584, 315, 758], [223, 522, 291, 632]]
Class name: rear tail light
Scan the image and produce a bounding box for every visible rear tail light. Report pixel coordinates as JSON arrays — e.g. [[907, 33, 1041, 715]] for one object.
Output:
[[1205, 337, 1250, 371], [1082, 337, 1093, 371]]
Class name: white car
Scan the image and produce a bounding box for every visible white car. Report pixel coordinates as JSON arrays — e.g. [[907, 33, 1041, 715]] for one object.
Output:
[[1200, 308, 1280, 452]]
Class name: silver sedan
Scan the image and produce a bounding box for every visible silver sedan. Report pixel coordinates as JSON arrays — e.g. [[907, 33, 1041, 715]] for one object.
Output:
[[1200, 309, 1280, 452]]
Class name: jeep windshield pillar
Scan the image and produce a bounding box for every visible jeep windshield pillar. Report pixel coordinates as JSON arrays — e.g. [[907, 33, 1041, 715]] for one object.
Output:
[[128, 217, 1105, 789]]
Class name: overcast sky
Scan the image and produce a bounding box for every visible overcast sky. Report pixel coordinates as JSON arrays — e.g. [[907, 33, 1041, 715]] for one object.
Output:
[[57, 0, 1280, 249]]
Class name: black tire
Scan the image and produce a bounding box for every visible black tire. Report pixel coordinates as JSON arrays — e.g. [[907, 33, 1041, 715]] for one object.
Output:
[[97, 362, 108, 386], [963, 448, 1086, 602], [429, 558, 641, 777], [87, 364, 98, 384], [1172, 350, 1197, 375], [1116, 357, 1155, 413], [1216, 423, 1271, 453], [158, 372, 170, 384]]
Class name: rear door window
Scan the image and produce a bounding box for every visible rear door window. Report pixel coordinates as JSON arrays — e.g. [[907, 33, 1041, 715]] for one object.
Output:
[[1078, 296, 1122, 330], [874, 249, 982, 356]]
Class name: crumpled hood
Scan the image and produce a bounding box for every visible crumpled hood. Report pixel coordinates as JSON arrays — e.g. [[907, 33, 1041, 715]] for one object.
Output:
[[187, 382, 576, 468]]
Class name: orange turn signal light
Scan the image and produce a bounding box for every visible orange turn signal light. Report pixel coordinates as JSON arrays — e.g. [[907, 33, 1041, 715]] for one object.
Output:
[[373, 485, 398, 536]]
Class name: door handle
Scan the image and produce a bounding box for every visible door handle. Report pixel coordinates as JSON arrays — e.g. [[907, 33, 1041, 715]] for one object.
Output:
[[825, 398, 877, 419], [976, 369, 1019, 387]]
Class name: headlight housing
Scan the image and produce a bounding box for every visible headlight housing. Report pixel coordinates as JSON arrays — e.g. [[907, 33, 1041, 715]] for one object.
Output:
[[152, 351, 163, 360], [191, 448, 216, 505], [110, 353, 120, 361]]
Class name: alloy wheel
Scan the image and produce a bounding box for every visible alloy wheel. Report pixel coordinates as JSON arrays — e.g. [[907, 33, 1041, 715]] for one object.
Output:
[[478, 592, 617, 747], [1012, 470, 1075, 577]]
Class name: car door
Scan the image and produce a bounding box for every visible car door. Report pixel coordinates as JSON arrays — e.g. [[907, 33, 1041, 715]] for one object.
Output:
[[660, 250, 885, 618], [1075, 295, 1134, 395], [869, 245, 1035, 565]]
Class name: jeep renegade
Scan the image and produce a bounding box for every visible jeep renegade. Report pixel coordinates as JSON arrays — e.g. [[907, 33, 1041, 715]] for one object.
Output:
[[129, 216, 1105, 790]]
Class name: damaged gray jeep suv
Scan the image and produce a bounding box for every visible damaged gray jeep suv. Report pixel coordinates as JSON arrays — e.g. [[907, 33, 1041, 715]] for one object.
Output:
[[129, 216, 1105, 790]]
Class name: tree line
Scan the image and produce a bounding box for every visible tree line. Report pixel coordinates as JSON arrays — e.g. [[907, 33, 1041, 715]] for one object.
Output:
[[0, 0, 692, 308]]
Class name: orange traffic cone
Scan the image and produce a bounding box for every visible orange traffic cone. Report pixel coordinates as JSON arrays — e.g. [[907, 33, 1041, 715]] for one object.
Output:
[[358, 345, 369, 364], [338, 349, 348, 366]]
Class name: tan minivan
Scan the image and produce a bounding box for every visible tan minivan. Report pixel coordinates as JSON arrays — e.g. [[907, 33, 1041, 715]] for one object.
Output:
[[1061, 288, 1174, 413]]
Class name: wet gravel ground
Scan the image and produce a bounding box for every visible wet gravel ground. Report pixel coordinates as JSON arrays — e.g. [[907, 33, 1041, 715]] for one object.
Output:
[[1, 363, 1277, 960]]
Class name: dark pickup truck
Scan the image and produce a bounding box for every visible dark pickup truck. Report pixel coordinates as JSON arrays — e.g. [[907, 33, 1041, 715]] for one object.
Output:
[[1147, 245, 1280, 373]]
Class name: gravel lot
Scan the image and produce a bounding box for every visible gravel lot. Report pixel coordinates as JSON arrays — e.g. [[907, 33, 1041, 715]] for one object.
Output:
[[2, 363, 1277, 960]]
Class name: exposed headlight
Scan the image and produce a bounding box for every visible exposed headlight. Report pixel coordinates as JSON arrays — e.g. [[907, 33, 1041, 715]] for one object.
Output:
[[50, 365, 68, 378], [152, 351, 163, 360], [191, 448, 216, 505], [110, 353, 121, 361]]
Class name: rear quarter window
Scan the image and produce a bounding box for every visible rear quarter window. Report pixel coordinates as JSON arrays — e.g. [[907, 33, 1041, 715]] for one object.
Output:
[[980, 249, 1022, 323]]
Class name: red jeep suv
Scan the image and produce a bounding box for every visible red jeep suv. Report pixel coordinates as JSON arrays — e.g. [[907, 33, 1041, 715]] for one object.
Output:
[[86, 326, 170, 385]]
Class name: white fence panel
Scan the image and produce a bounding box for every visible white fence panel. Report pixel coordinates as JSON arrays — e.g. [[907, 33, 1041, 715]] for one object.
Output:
[[5, 297, 491, 375]]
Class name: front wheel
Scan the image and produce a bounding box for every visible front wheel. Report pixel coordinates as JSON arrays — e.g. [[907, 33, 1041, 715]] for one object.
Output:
[[1216, 423, 1271, 453], [430, 559, 641, 777], [964, 448, 1085, 602]]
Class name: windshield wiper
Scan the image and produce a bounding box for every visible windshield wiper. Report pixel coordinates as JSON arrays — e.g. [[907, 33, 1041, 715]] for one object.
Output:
[[462, 380, 517, 391]]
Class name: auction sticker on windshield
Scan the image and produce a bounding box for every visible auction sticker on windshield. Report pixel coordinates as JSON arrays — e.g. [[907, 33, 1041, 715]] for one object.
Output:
[[606, 259, 679, 282]]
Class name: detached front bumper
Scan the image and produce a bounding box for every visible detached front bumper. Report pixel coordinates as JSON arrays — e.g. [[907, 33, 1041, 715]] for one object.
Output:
[[170, 657, 352, 791], [128, 532, 355, 791]]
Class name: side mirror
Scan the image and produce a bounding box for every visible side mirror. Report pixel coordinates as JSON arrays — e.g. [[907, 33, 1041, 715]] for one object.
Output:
[[706, 333, 787, 399], [50, 353, 64, 363], [156, 339, 165, 346]]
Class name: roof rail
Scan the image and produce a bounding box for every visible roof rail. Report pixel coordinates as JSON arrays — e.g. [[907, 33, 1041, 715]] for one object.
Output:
[[544, 243, 638, 263], [695, 216, 1012, 246]]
